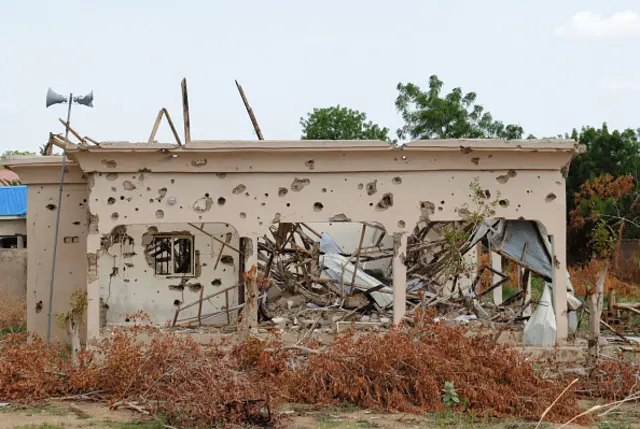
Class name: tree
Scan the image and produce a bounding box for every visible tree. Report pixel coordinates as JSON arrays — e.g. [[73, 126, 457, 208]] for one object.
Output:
[[1, 150, 37, 157], [300, 106, 390, 141], [569, 173, 638, 366], [395, 75, 524, 140], [566, 124, 640, 263]]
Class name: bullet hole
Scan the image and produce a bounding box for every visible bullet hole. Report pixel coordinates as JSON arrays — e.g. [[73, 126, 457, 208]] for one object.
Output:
[[171, 179, 175, 184], [329, 213, 350, 222], [135, 208, 139, 211], [305, 159, 315, 170], [545, 193, 557, 202], [188, 284, 203, 293], [369, 202, 374, 207], [357, 183, 364, 190], [458, 207, 471, 219], [420, 201, 435, 216], [111, 212, 119, 221], [286, 203, 291, 207], [123, 180, 136, 190], [397, 220, 406, 228], [218, 197, 226, 206], [239, 212, 247, 219], [366, 180, 378, 196], [261, 202, 266, 207], [211, 278, 222, 286], [276, 187, 289, 198], [149, 199, 154, 203], [221, 255, 234, 265], [460, 146, 472, 154], [35, 301, 43, 313], [499, 199, 510, 208], [392, 177, 402, 185], [158, 187, 167, 200], [375, 193, 393, 211], [106, 173, 118, 181], [46, 204, 56, 211], [193, 197, 213, 213], [496, 170, 517, 184], [440, 200, 445, 205], [120, 196, 125, 200], [233, 184, 246, 195], [173, 299, 182, 307], [107, 197, 116, 205], [471, 157, 480, 165], [438, 207, 443, 211], [245, 192, 250, 197], [155, 209, 164, 219], [191, 159, 208, 167], [264, 193, 269, 198], [477, 189, 491, 199], [321, 188, 327, 193], [216, 173, 227, 179], [313, 202, 324, 212], [291, 177, 310, 192], [146, 187, 151, 191], [102, 159, 117, 168], [73, 221, 81, 225]]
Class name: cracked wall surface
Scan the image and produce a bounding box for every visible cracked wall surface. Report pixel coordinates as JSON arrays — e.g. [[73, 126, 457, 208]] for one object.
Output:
[[7, 139, 580, 344], [98, 223, 239, 326]]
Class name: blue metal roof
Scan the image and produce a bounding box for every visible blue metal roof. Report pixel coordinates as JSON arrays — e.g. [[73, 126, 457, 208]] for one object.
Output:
[[0, 185, 27, 217]]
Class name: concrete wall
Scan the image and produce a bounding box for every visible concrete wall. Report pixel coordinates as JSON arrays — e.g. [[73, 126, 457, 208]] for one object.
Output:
[[27, 181, 89, 342], [0, 248, 27, 297], [0, 218, 26, 237], [99, 223, 239, 326]]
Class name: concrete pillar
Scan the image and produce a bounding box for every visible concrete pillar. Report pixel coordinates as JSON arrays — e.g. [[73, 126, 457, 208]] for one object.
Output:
[[86, 234, 101, 344], [491, 251, 503, 305], [392, 233, 407, 326], [17, 235, 25, 249], [550, 233, 568, 343]]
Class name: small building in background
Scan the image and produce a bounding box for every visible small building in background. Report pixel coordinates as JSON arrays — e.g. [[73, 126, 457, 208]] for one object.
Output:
[[0, 184, 27, 248]]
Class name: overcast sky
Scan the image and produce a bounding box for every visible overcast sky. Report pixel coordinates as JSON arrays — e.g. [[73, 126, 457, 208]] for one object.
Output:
[[1, 0, 639, 153]]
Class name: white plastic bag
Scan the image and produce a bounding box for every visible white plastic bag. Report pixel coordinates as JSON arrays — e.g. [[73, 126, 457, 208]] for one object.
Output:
[[524, 284, 557, 346]]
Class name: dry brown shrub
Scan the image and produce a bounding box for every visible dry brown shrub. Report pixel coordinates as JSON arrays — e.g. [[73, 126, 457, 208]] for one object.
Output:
[[579, 356, 640, 400], [0, 316, 599, 426], [569, 260, 636, 296], [0, 291, 26, 329], [275, 313, 582, 422]]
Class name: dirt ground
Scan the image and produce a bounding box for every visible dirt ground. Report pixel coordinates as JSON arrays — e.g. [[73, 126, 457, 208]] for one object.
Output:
[[0, 400, 638, 429]]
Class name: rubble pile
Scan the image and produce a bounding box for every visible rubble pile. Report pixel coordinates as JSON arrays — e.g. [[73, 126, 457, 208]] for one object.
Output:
[[252, 219, 567, 341]]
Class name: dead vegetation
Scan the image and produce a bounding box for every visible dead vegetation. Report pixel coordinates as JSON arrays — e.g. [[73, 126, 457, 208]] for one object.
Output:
[[0, 291, 26, 332], [3, 311, 619, 428]]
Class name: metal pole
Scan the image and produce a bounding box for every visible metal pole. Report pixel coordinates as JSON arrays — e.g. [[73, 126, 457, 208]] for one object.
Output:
[[46, 93, 73, 343]]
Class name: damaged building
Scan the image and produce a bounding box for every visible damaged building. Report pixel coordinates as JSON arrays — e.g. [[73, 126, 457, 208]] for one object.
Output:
[[5, 138, 582, 345]]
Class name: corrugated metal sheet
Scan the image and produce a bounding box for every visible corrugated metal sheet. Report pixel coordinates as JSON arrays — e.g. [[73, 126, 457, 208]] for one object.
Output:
[[0, 185, 27, 217]]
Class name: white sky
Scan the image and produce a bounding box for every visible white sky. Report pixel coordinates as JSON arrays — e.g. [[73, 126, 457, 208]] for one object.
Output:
[[1, 0, 640, 153]]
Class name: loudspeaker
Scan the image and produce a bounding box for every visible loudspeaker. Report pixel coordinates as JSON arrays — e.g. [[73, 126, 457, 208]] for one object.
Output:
[[45, 87, 68, 107], [74, 91, 94, 108]]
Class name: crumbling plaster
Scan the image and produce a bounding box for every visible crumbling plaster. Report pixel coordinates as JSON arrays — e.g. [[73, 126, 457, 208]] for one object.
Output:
[[6, 139, 579, 345], [5, 158, 89, 342], [98, 223, 239, 327], [65, 139, 578, 344]]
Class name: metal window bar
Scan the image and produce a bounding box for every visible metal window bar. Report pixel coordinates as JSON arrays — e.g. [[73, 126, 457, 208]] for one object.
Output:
[[153, 235, 194, 276]]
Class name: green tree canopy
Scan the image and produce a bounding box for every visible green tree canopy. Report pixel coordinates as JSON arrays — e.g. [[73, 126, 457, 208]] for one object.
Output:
[[395, 75, 524, 140], [300, 106, 390, 141]]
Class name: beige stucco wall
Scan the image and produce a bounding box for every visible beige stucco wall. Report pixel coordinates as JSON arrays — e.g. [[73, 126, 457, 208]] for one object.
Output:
[[0, 248, 27, 297], [6, 139, 578, 345], [0, 218, 26, 237], [99, 223, 239, 326]]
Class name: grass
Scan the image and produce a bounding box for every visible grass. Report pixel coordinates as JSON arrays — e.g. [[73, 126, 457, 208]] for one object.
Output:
[[106, 422, 167, 429], [313, 414, 380, 429]]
